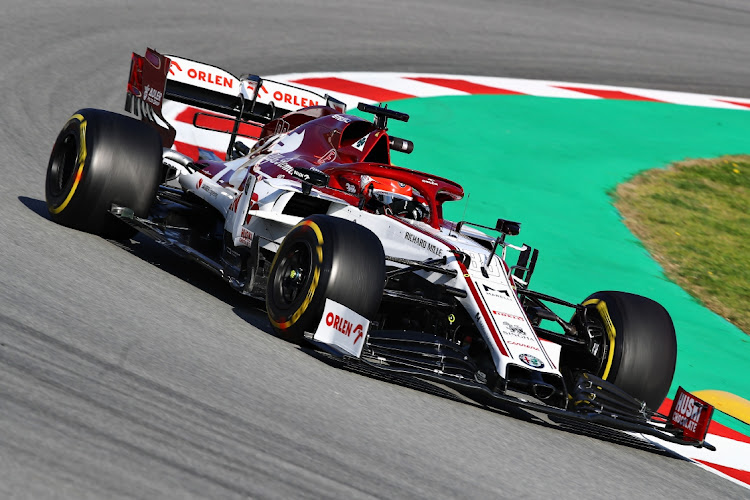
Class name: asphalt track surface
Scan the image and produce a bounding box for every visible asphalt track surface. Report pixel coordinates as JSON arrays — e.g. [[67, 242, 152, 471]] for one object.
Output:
[[2, 1, 749, 498]]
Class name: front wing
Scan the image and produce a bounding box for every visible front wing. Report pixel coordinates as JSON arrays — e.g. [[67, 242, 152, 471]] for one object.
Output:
[[306, 303, 715, 451]]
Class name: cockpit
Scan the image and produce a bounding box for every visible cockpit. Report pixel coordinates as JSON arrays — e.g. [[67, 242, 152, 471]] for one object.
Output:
[[359, 175, 430, 222]]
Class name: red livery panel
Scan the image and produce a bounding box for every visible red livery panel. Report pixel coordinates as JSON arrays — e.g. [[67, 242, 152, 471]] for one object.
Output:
[[668, 387, 714, 442]]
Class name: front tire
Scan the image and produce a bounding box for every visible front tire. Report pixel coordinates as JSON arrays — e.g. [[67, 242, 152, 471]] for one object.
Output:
[[266, 215, 385, 343], [45, 108, 163, 239], [579, 291, 677, 410]]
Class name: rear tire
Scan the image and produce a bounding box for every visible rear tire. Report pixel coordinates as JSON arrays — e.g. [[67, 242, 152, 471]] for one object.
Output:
[[45, 108, 163, 240], [580, 291, 677, 410], [266, 215, 385, 343]]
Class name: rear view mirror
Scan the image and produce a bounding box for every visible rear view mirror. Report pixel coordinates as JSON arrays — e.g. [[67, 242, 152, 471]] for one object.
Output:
[[496, 218, 521, 236]]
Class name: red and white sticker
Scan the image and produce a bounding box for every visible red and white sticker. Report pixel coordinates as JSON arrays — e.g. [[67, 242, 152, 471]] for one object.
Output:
[[668, 387, 714, 442], [236, 228, 254, 248], [257, 80, 324, 109], [167, 56, 239, 96], [314, 299, 369, 358]]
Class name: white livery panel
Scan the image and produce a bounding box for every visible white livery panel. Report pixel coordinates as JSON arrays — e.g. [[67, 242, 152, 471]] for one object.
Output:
[[167, 56, 241, 97]]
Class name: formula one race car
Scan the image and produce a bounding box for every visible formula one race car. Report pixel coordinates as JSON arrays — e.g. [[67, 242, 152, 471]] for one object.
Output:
[[45, 48, 715, 449]]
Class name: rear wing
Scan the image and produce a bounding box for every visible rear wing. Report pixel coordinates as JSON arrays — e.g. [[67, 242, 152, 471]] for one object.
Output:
[[125, 48, 346, 158]]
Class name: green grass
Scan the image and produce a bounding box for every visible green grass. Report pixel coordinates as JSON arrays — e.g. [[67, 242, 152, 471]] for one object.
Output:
[[615, 156, 750, 334]]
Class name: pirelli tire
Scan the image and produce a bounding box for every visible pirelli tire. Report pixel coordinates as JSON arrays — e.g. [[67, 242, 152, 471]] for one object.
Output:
[[45, 108, 163, 240], [581, 291, 677, 410], [266, 215, 385, 343]]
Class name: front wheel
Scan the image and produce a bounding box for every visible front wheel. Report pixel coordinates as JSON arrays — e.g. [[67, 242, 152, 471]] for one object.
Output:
[[266, 215, 385, 343], [574, 291, 677, 410]]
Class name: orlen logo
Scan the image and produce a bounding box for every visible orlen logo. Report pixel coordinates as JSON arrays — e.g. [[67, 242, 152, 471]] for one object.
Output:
[[316, 148, 337, 165], [170, 60, 233, 89], [325, 312, 364, 344], [273, 92, 319, 107], [168, 60, 182, 75], [258, 85, 320, 107]]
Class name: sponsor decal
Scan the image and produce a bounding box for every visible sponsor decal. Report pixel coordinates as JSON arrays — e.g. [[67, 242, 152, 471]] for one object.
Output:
[[314, 299, 369, 358], [325, 312, 364, 344], [518, 353, 544, 369], [669, 387, 713, 440], [258, 82, 321, 108], [196, 178, 203, 189], [482, 283, 512, 301], [200, 182, 218, 198], [169, 60, 233, 88], [237, 228, 254, 247], [272, 91, 319, 107], [264, 153, 312, 182], [258, 80, 325, 108], [331, 114, 351, 123], [167, 58, 238, 95], [500, 321, 527, 337], [507, 341, 540, 351], [404, 232, 443, 256], [315, 148, 337, 165], [344, 182, 357, 194], [495, 312, 525, 321], [185, 68, 233, 88], [142, 84, 163, 106], [422, 178, 439, 186], [168, 60, 182, 75], [353, 133, 369, 151]]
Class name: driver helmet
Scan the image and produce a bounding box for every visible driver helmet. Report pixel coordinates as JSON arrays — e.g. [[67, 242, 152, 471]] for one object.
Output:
[[360, 175, 413, 205], [360, 175, 429, 221]]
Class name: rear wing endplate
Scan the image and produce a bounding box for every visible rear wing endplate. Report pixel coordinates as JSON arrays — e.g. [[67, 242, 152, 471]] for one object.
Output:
[[125, 48, 177, 149], [125, 48, 346, 157]]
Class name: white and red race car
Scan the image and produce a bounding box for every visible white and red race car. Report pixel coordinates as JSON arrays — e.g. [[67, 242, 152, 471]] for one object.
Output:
[[45, 48, 715, 448]]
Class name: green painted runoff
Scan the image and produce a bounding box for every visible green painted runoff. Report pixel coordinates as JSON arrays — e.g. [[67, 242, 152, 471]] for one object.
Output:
[[361, 95, 750, 435]]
